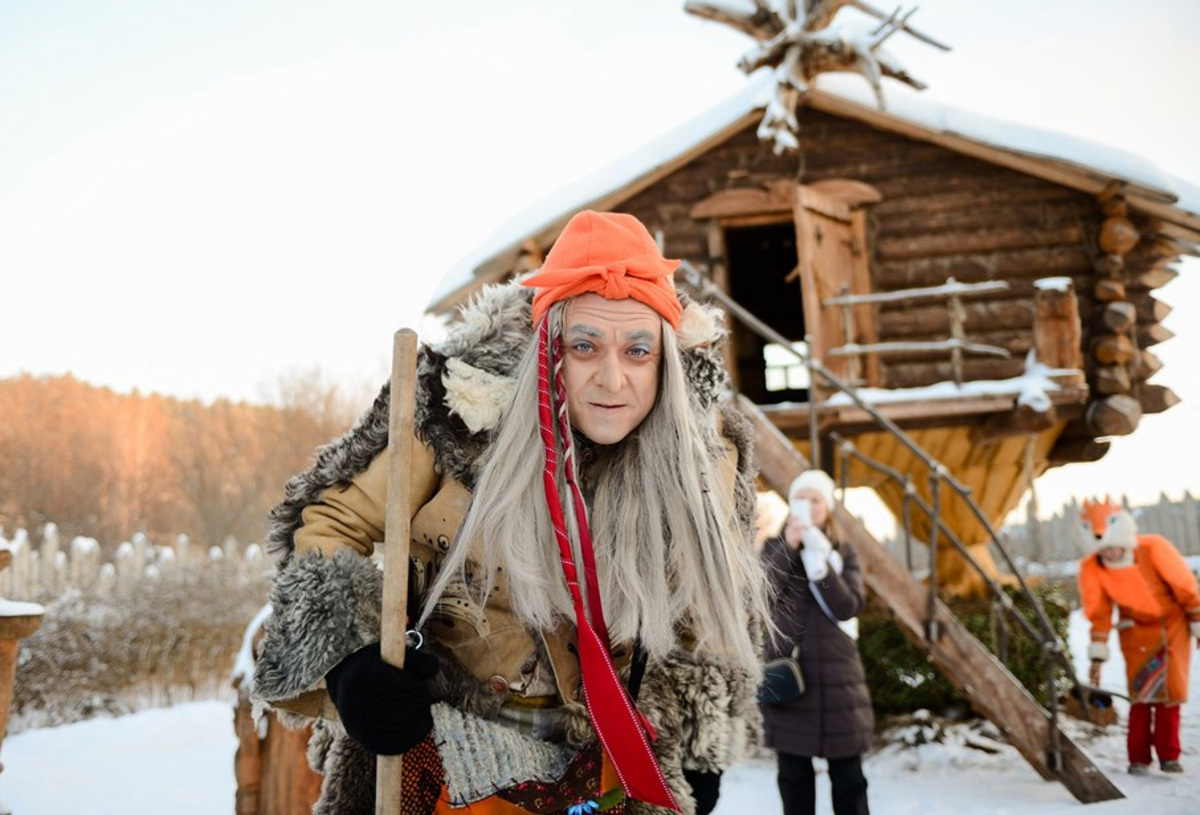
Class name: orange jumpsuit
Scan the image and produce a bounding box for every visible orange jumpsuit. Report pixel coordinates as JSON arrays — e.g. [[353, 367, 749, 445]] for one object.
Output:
[[1079, 534, 1200, 703]]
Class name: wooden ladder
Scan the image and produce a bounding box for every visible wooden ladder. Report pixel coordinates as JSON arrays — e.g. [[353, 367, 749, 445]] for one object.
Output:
[[738, 395, 1123, 804]]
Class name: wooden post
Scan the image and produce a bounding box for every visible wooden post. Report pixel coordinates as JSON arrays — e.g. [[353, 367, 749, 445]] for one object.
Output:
[[947, 280, 965, 386], [1032, 279, 1083, 370], [377, 329, 419, 815], [0, 549, 44, 812], [837, 284, 860, 386]]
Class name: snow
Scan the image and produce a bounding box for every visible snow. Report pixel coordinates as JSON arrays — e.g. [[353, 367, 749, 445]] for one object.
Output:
[[5, 612, 1198, 813], [2, 701, 237, 815], [1035, 277, 1074, 293], [231, 603, 271, 686], [0, 599, 43, 617], [822, 352, 1074, 408]]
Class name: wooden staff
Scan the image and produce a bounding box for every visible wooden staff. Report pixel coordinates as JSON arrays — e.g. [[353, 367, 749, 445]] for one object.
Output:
[[377, 328, 418, 815]]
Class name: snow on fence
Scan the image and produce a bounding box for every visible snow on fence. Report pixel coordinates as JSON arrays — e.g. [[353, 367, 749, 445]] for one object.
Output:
[[1002, 492, 1200, 567], [878, 493, 1200, 580], [0, 524, 269, 603]]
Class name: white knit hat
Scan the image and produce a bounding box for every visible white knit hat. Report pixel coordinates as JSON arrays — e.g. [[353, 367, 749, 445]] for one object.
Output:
[[788, 469, 836, 508]]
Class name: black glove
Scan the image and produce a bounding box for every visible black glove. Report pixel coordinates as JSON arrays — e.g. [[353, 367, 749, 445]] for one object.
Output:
[[684, 769, 722, 815], [325, 641, 439, 755]]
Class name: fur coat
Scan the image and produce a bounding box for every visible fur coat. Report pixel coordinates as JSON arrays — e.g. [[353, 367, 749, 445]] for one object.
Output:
[[251, 280, 762, 815]]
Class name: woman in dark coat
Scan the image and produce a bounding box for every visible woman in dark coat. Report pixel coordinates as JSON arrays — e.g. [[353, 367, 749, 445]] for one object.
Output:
[[761, 469, 874, 815]]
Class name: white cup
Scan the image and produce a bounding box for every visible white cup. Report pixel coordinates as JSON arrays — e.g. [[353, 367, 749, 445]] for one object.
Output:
[[789, 498, 812, 526]]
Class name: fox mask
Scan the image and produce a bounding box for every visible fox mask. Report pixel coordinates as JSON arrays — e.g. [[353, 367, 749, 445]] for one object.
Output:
[[1078, 496, 1138, 551]]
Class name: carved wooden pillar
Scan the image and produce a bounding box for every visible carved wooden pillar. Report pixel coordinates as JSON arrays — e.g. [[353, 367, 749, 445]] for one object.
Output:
[[0, 549, 44, 815]]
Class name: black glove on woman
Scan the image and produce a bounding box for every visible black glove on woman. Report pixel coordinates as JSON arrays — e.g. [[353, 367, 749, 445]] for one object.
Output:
[[684, 769, 723, 815], [324, 641, 440, 755]]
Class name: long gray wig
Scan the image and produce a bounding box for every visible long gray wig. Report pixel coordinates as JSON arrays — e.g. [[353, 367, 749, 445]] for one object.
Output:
[[418, 301, 770, 673]]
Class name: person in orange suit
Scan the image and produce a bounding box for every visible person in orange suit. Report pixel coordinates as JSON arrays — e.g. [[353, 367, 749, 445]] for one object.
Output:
[[1077, 497, 1200, 775]]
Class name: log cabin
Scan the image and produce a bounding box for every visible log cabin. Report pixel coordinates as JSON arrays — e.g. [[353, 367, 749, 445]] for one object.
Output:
[[426, 72, 1199, 596]]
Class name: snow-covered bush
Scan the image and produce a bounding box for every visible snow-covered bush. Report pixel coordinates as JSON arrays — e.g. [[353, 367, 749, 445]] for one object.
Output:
[[9, 556, 271, 733]]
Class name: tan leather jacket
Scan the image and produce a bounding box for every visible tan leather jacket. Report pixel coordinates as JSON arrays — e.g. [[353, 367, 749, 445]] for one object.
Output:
[[289, 420, 742, 712]]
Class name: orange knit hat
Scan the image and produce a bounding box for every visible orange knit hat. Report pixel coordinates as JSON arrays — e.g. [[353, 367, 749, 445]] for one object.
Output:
[[522, 210, 682, 329]]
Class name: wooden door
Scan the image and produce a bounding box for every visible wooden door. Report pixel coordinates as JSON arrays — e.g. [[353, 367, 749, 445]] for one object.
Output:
[[792, 180, 881, 396]]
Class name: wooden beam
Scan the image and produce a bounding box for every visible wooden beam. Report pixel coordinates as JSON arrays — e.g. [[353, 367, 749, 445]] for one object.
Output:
[[1134, 349, 1163, 381], [1086, 395, 1142, 437], [1094, 365, 1132, 396], [1092, 334, 1136, 365], [1136, 322, 1175, 348], [969, 403, 1058, 446], [690, 180, 794, 219], [761, 385, 1087, 436], [1048, 436, 1110, 466], [876, 223, 1086, 262], [1129, 266, 1179, 291], [734, 395, 1124, 804], [1139, 384, 1181, 415], [1099, 302, 1137, 335]]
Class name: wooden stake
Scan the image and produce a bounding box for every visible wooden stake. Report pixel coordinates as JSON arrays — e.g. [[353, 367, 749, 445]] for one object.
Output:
[[377, 329, 419, 815]]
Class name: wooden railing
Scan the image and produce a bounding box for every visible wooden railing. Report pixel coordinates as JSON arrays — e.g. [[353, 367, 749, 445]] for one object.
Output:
[[823, 277, 1011, 386], [682, 262, 1122, 802]]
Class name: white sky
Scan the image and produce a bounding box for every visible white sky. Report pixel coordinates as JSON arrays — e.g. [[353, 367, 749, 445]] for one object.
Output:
[[2, 0, 1198, 516]]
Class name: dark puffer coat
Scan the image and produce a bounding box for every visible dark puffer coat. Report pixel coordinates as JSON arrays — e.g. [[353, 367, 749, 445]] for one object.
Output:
[[760, 533, 874, 758]]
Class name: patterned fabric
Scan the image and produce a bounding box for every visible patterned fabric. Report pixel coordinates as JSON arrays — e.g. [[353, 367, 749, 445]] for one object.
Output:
[[498, 744, 625, 813], [402, 734, 448, 815], [1130, 646, 1169, 703]]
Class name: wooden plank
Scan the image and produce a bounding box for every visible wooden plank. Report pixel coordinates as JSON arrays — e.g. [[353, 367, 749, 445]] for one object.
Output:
[[879, 199, 1093, 236], [761, 384, 1088, 436], [736, 395, 1124, 804], [690, 180, 794, 219], [871, 183, 1086, 217], [876, 223, 1087, 262], [875, 247, 1092, 290]]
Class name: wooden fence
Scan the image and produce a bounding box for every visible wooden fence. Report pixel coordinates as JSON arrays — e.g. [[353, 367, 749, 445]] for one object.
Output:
[[1002, 492, 1200, 565], [0, 523, 269, 603]]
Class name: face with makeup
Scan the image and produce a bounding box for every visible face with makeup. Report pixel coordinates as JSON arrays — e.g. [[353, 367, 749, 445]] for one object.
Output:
[[561, 293, 663, 445]]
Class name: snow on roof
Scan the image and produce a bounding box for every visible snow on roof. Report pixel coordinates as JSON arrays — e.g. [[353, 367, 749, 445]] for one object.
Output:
[[822, 352, 1076, 408], [430, 70, 1198, 311]]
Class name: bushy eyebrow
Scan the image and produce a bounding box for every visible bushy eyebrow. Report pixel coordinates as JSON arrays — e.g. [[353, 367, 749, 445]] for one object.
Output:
[[565, 324, 660, 346], [565, 324, 604, 339], [624, 329, 658, 345]]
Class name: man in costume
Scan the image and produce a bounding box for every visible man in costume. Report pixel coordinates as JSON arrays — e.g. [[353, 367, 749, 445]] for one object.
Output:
[[1077, 497, 1200, 775], [252, 210, 771, 814]]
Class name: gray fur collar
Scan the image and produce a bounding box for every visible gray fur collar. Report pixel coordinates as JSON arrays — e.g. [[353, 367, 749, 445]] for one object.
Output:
[[266, 279, 743, 561]]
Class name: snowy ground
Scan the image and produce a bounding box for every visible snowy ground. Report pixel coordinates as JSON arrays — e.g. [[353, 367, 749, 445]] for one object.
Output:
[[3, 611, 1197, 814]]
